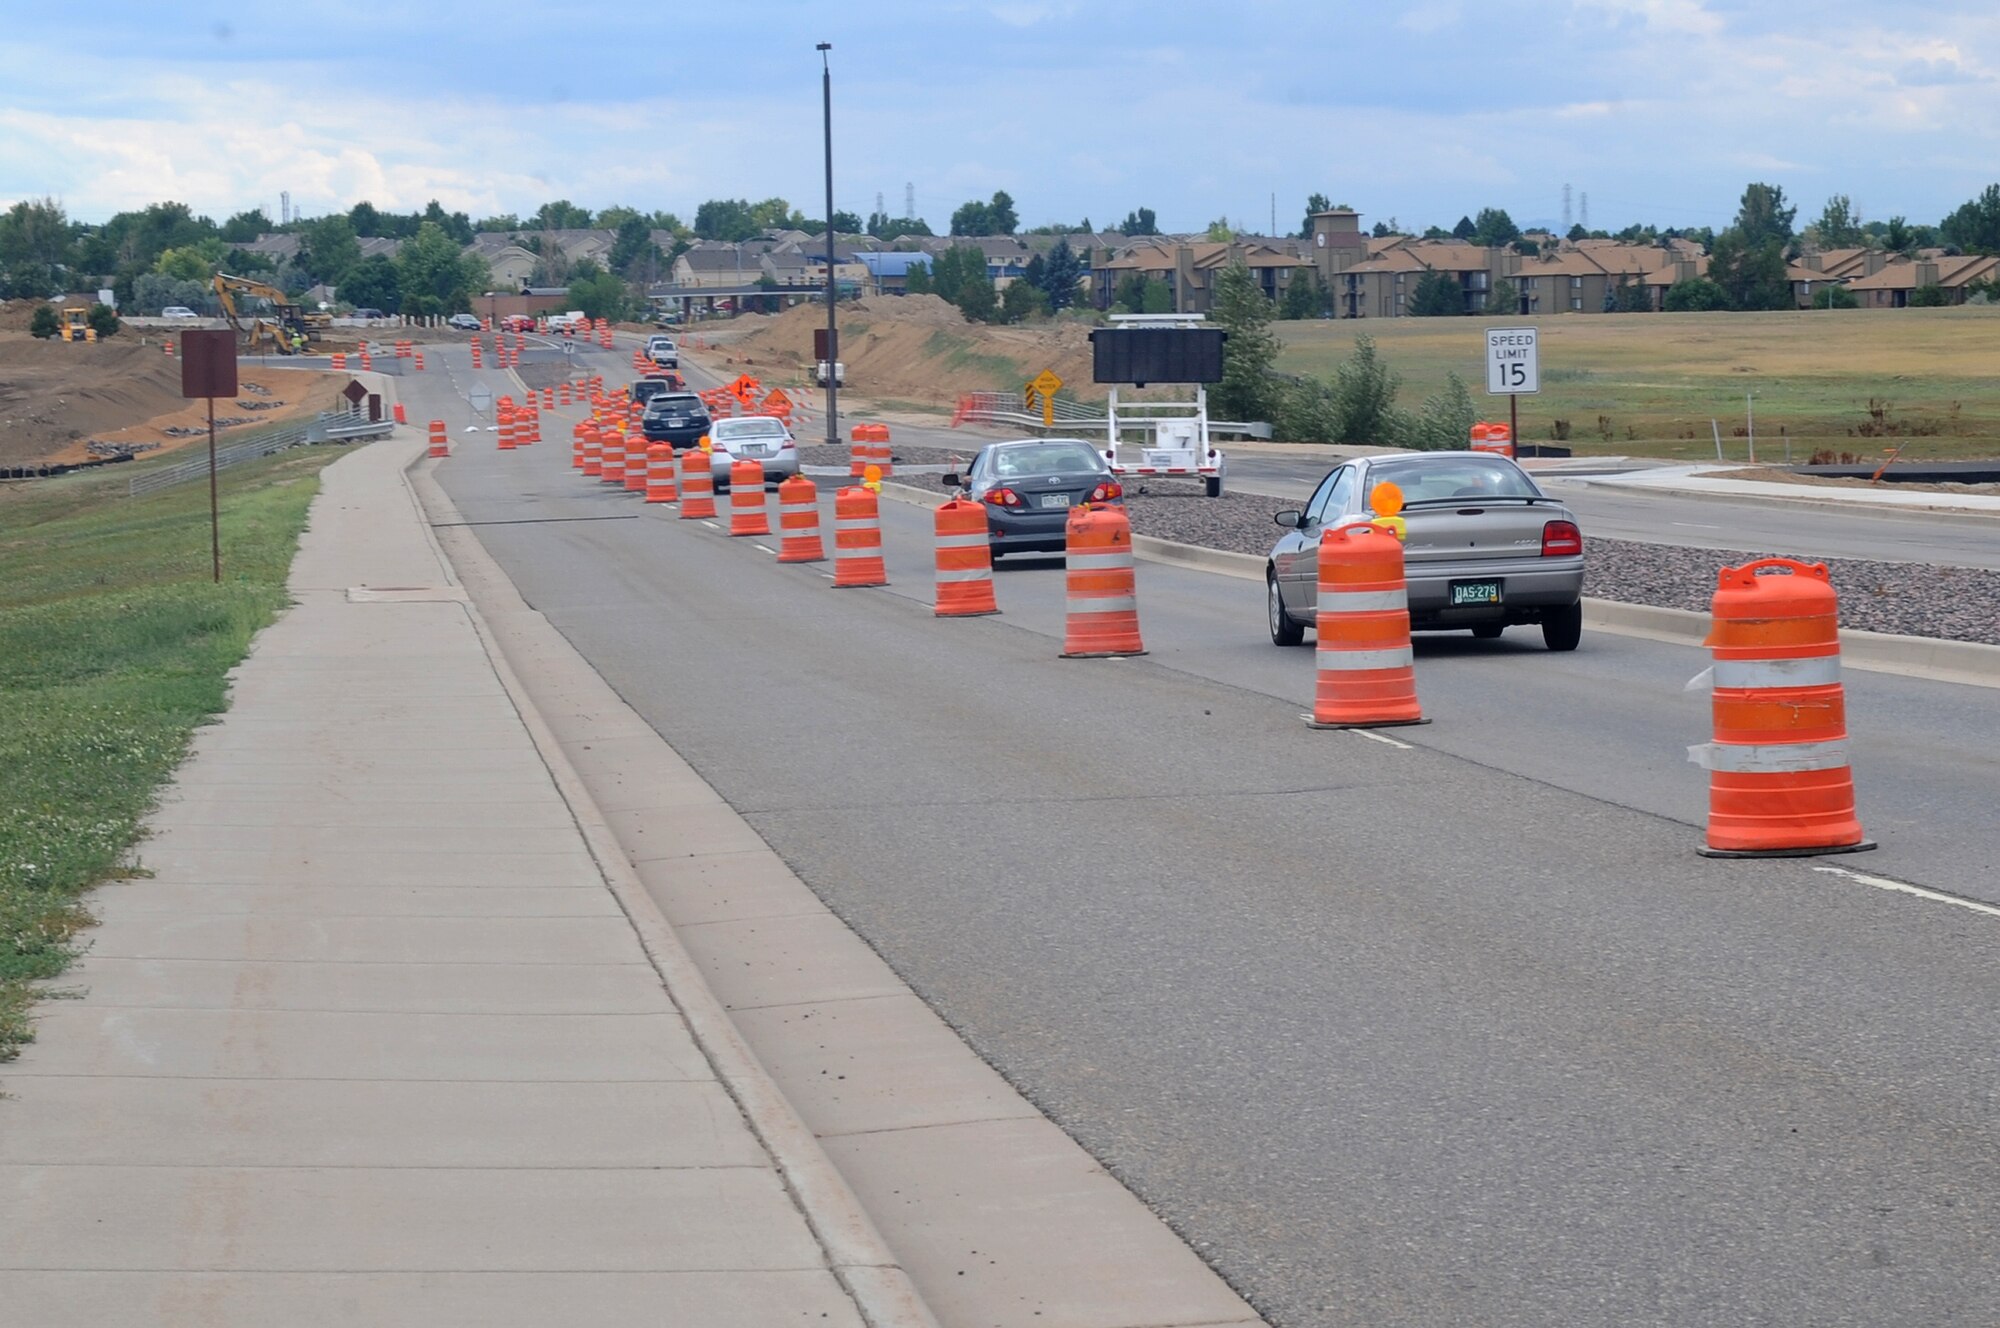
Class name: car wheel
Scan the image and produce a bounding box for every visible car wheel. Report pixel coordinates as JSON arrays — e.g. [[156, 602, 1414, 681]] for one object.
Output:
[[1542, 602, 1583, 652], [1472, 623, 1505, 640], [1268, 573, 1306, 646]]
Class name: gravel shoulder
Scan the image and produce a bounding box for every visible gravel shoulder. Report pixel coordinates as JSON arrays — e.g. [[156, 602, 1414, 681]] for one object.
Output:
[[802, 442, 2000, 648]]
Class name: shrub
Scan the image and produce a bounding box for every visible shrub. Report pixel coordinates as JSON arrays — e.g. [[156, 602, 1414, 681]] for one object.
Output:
[[29, 305, 59, 339], [1811, 284, 1859, 309], [1393, 372, 1478, 451], [1908, 283, 1950, 307], [1662, 278, 1730, 312], [87, 303, 120, 339]]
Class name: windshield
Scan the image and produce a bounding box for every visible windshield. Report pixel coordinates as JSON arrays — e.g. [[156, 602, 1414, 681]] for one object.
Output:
[[719, 419, 786, 439], [645, 396, 702, 415], [1367, 457, 1541, 505], [990, 442, 1101, 478]]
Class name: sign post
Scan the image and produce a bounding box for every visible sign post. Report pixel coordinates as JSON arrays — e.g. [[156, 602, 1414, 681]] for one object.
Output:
[[179, 330, 238, 583], [1484, 326, 1539, 449], [1026, 369, 1064, 428]]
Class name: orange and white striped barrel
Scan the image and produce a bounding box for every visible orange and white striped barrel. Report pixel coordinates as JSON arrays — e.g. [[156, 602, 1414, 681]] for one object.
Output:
[[330, 352, 347, 370], [933, 499, 999, 617], [623, 436, 649, 493], [427, 419, 448, 459], [497, 410, 517, 451], [1060, 506, 1144, 657], [600, 432, 627, 486], [163, 339, 175, 356], [358, 351, 373, 371], [413, 351, 426, 372], [728, 461, 770, 534], [679, 448, 718, 519], [470, 346, 483, 368], [644, 444, 679, 503], [1695, 559, 1870, 856], [571, 423, 587, 470], [581, 427, 603, 477], [1309, 523, 1423, 728], [776, 476, 826, 562], [831, 487, 887, 587], [559, 382, 572, 406]]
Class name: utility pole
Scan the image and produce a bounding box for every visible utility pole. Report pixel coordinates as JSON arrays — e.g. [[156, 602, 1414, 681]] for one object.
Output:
[[819, 43, 839, 445]]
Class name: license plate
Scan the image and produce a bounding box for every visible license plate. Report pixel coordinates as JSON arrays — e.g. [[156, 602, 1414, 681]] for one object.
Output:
[[666, 417, 686, 426], [1143, 451, 1177, 467], [739, 445, 771, 457], [1450, 579, 1503, 607], [1039, 493, 1071, 509]]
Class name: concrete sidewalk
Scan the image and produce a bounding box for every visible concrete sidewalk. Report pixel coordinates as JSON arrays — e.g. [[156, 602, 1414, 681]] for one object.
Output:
[[0, 436, 928, 1327]]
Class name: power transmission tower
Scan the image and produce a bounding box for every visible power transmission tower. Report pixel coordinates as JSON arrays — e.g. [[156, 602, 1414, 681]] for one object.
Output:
[[905, 182, 915, 218], [281, 190, 291, 225], [1562, 184, 1572, 234], [876, 191, 884, 220], [1580, 193, 1589, 230]]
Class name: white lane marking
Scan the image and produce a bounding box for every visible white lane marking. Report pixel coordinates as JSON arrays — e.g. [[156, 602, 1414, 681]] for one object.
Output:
[[1354, 729, 1415, 750], [703, 521, 721, 530], [754, 544, 777, 556], [1811, 864, 2000, 921], [1672, 522, 1722, 529]]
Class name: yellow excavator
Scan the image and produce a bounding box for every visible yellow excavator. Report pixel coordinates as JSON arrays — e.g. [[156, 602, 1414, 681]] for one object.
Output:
[[212, 273, 328, 354]]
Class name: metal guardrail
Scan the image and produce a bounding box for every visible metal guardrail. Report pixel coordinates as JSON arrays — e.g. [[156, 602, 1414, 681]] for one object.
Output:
[[953, 391, 1272, 440], [126, 411, 390, 497]]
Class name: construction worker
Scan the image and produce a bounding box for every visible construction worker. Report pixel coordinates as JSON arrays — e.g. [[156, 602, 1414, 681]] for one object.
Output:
[[290, 331, 305, 353]]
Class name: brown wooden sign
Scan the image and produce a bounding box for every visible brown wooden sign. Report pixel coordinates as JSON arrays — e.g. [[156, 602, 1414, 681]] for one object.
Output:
[[179, 329, 238, 399]]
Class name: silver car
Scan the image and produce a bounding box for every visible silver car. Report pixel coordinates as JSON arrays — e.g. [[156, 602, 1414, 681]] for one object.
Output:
[[708, 416, 798, 489], [1266, 451, 1586, 651]]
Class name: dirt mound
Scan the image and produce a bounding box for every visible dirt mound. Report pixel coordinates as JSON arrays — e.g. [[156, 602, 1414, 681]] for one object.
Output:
[[724, 295, 1102, 407], [0, 299, 53, 332], [0, 332, 344, 467]]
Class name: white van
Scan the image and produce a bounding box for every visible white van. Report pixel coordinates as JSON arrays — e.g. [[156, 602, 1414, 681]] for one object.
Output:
[[547, 310, 589, 333]]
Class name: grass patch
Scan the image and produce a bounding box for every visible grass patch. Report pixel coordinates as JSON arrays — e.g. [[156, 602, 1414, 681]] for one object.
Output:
[[1274, 307, 2000, 460], [0, 448, 341, 1060], [921, 329, 1026, 385]]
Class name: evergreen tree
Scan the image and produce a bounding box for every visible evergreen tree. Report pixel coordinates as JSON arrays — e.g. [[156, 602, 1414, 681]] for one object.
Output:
[[1208, 260, 1280, 423], [1407, 270, 1462, 316], [1451, 215, 1477, 240], [1039, 237, 1081, 310]]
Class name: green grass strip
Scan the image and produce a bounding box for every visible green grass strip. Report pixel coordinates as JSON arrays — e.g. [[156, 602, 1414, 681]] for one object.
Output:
[[0, 448, 342, 1060]]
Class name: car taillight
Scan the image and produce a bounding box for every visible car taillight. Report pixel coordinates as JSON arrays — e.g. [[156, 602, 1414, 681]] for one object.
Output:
[[1088, 480, 1123, 503], [984, 488, 1022, 508], [1541, 520, 1583, 557]]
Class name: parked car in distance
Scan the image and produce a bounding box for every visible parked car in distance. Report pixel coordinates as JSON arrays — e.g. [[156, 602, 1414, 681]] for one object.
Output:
[[707, 415, 797, 488], [645, 335, 679, 368], [640, 392, 713, 448], [652, 309, 682, 326], [1266, 451, 1586, 651], [351, 308, 387, 320], [940, 438, 1124, 558], [446, 313, 482, 331], [160, 306, 199, 321], [500, 314, 537, 332]]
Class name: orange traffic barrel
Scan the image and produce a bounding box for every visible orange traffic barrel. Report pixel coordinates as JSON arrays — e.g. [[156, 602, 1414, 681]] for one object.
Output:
[[413, 351, 425, 372], [832, 487, 888, 587], [933, 499, 999, 617], [1695, 559, 1871, 857], [600, 432, 627, 485], [427, 419, 448, 459], [728, 461, 771, 534], [392, 403, 407, 425], [644, 444, 679, 504], [623, 436, 649, 493], [581, 427, 604, 476], [776, 476, 826, 563], [679, 447, 718, 519], [330, 352, 347, 370], [559, 382, 572, 406], [497, 409, 517, 451], [163, 339, 175, 356], [1470, 421, 1515, 458], [1309, 523, 1424, 728], [1060, 505, 1144, 657]]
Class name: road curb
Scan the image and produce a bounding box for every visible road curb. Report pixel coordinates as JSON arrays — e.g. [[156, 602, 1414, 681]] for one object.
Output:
[[404, 446, 942, 1328], [1565, 472, 2000, 520]]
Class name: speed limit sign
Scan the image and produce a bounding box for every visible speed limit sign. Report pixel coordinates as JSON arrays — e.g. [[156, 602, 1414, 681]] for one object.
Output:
[[1486, 327, 1539, 395]]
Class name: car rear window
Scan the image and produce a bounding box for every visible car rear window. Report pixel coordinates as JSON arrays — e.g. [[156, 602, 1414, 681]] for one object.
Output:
[[647, 395, 703, 413], [1368, 457, 1540, 504], [991, 443, 1102, 478], [719, 419, 785, 438]]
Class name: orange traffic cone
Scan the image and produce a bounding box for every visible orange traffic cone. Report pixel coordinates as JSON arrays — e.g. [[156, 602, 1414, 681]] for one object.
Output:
[[933, 499, 998, 617], [1694, 559, 1872, 857], [1060, 505, 1143, 656], [728, 461, 770, 534], [1308, 523, 1424, 728], [831, 487, 887, 587], [776, 476, 826, 562]]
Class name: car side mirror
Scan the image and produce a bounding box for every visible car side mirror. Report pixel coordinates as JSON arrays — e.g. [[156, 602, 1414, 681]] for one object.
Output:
[[941, 473, 961, 487], [1273, 509, 1302, 529]]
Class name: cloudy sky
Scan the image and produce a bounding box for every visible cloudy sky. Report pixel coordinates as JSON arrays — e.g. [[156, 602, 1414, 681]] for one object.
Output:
[[5, 1, 1999, 235]]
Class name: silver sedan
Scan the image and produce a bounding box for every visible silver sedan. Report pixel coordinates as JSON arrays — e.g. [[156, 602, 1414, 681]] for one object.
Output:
[[1266, 451, 1586, 651]]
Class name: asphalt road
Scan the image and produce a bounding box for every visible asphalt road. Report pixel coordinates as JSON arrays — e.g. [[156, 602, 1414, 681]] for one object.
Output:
[[419, 338, 2000, 1328]]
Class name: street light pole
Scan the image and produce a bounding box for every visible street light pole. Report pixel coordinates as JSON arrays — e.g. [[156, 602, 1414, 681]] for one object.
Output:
[[818, 41, 839, 446]]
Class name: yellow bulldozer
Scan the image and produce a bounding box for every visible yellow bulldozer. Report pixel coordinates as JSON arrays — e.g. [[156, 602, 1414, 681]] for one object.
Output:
[[62, 306, 93, 342], [212, 273, 328, 354]]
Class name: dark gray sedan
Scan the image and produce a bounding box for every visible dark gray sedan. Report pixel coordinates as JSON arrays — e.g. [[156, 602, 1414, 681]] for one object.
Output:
[[942, 438, 1125, 557], [1266, 451, 1586, 650]]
